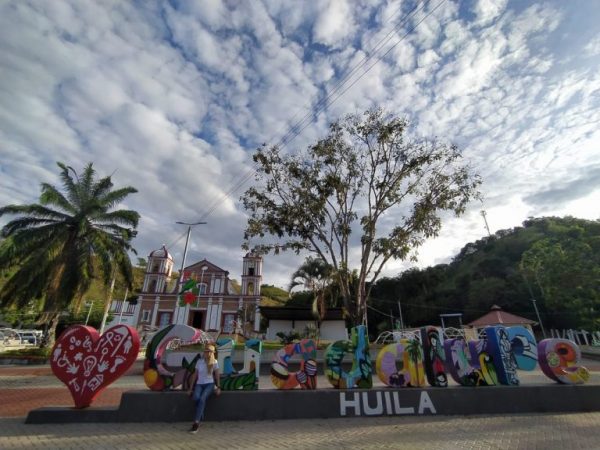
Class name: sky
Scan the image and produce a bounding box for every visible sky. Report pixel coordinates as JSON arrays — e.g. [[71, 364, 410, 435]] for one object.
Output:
[[1, 0, 599, 290]]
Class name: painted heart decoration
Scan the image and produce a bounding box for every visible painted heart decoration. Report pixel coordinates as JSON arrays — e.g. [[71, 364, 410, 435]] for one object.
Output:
[[50, 324, 140, 408]]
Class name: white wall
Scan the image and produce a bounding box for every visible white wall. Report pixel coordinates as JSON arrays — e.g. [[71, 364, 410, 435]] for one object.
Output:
[[104, 315, 137, 329], [266, 319, 348, 341], [320, 321, 348, 341], [266, 319, 294, 340]]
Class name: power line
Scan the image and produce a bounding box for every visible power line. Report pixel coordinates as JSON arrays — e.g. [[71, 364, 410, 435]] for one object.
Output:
[[267, 0, 416, 149], [282, 0, 448, 151], [196, 2, 422, 221], [366, 294, 586, 318], [275, 0, 429, 149], [367, 303, 395, 318], [197, 0, 446, 222], [164, 227, 190, 252]]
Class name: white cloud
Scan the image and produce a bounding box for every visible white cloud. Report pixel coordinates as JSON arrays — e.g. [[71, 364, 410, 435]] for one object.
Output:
[[1, 0, 599, 289], [584, 33, 600, 56], [313, 0, 356, 48], [472, 0, 508, 27]]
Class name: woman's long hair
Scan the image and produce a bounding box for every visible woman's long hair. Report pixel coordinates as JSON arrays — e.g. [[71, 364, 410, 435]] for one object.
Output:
[[205, 344, 216, 372]]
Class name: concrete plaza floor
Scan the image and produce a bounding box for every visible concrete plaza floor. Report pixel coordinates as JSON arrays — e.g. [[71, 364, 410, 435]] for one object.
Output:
[[2, 358, 600, 449], [2, 413, 600, 449]]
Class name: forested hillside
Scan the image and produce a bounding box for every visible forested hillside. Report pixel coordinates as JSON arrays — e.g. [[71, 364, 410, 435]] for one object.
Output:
[[369, 216, 600, 335]]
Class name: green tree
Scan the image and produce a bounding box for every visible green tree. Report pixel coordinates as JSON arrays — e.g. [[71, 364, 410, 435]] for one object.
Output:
[[242, 109, 481, 325], [289, 256, 333, 322], [521, 236, 600, 329], [0, 162, 139, 347]]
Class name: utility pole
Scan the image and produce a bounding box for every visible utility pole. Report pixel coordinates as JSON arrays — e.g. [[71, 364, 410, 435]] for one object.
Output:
[[397, 299, 405, 331], [522, 272, 547, 338], [173, 221, 207, 324]]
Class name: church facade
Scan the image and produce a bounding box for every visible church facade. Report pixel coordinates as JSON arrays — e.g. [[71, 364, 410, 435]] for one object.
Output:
[[119, 246, 263, 336]]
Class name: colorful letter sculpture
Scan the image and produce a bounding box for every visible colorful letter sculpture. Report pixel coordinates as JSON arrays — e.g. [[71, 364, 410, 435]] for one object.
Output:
[[271, 339, 318, 389], [420, 327, 447, 387], [143, 324, 202, 391], [485, 326, 519, 385], [506, 326, 538, 371], [538, 338, 590, 384], [325, 325, 373, 389], [376, 339, 425, 387], [218, 338, 262, 390], [444, 337, 485, 386], [50, 324, 140, 408], [48, 320, 592, 414], [466, 338, 499, 386]]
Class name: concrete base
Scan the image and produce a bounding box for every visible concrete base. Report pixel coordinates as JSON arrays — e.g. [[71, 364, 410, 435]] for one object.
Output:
[[26, 384, 600, 424]]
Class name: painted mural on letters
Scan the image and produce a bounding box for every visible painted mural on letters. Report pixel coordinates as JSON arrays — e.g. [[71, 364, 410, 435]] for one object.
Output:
[[217, 337, 262, 390], [376, 340, 425, 387], [420, 326, 448, 387], [325, 325, 373, 389], [270, 339, 317, 389], [538, 338, 590, 384], [50, 323, 590, 410], [143, 324, 202, 391]]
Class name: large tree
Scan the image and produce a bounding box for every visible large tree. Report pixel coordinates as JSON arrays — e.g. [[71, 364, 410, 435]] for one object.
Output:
[[0, 162, 139, 346], [242, 109, 481, 325]]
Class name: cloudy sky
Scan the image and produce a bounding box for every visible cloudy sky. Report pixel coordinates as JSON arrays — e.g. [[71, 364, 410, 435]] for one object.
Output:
[[1, 0, 599, 289]]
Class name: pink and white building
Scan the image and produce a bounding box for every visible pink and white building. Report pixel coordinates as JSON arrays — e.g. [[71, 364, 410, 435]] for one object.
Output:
[[108, 246, 263, 336]]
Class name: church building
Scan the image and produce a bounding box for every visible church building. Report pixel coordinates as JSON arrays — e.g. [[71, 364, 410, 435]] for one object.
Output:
[[126, 246, 263, 336]]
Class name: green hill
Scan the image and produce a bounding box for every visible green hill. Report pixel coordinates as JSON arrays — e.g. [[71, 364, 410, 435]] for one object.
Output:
[[369, 216, 600, 335], [260, 284, 289, 306]]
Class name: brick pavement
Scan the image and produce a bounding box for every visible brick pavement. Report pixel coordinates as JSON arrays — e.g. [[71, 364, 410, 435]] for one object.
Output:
[[2, 358, 600, 418], [2, 359, 600, 449], [0, 387, 126, 417], [1, 413, 600, 449]]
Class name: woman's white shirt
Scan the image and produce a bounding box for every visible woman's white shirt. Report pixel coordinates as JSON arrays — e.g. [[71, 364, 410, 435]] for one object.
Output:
[[195, 357, 219, 385]]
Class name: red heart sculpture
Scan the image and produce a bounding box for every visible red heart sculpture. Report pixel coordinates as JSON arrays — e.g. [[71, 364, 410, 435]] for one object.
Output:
[[50, 324, 140, 408]]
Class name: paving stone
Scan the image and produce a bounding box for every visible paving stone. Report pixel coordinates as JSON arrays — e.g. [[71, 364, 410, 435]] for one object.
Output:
[[2, 361, 600, 448]]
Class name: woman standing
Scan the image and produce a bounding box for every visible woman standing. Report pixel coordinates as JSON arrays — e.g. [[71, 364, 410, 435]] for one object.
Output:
[[188, 344, 221, 433]]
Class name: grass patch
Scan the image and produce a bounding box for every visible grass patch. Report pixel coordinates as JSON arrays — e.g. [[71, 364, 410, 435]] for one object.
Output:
[[0, 347, 51, 359]]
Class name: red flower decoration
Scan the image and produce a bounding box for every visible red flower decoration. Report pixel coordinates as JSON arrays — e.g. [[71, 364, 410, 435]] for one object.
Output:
[[184, 291, 196, 304]]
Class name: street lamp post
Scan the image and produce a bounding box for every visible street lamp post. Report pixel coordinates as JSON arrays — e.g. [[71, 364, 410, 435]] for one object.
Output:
[[85, 301, 94, 326], [198, 266, 208, 302], [118, 288, 129, 324], [173, 221, 207, 324]]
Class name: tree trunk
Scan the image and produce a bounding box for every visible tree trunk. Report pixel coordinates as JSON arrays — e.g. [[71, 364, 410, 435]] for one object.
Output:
[[39, 312, 61, 350]]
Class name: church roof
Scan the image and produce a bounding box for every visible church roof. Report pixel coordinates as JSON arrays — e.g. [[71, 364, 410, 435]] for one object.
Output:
[[149, 245, 172, 259], [185, 259, 229, 275], [467, 305, 536, 327]]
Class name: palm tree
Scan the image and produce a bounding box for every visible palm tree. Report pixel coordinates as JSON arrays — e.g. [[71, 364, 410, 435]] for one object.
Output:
[[0, 162, 139, 347], [289, 257, 333, 322]]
